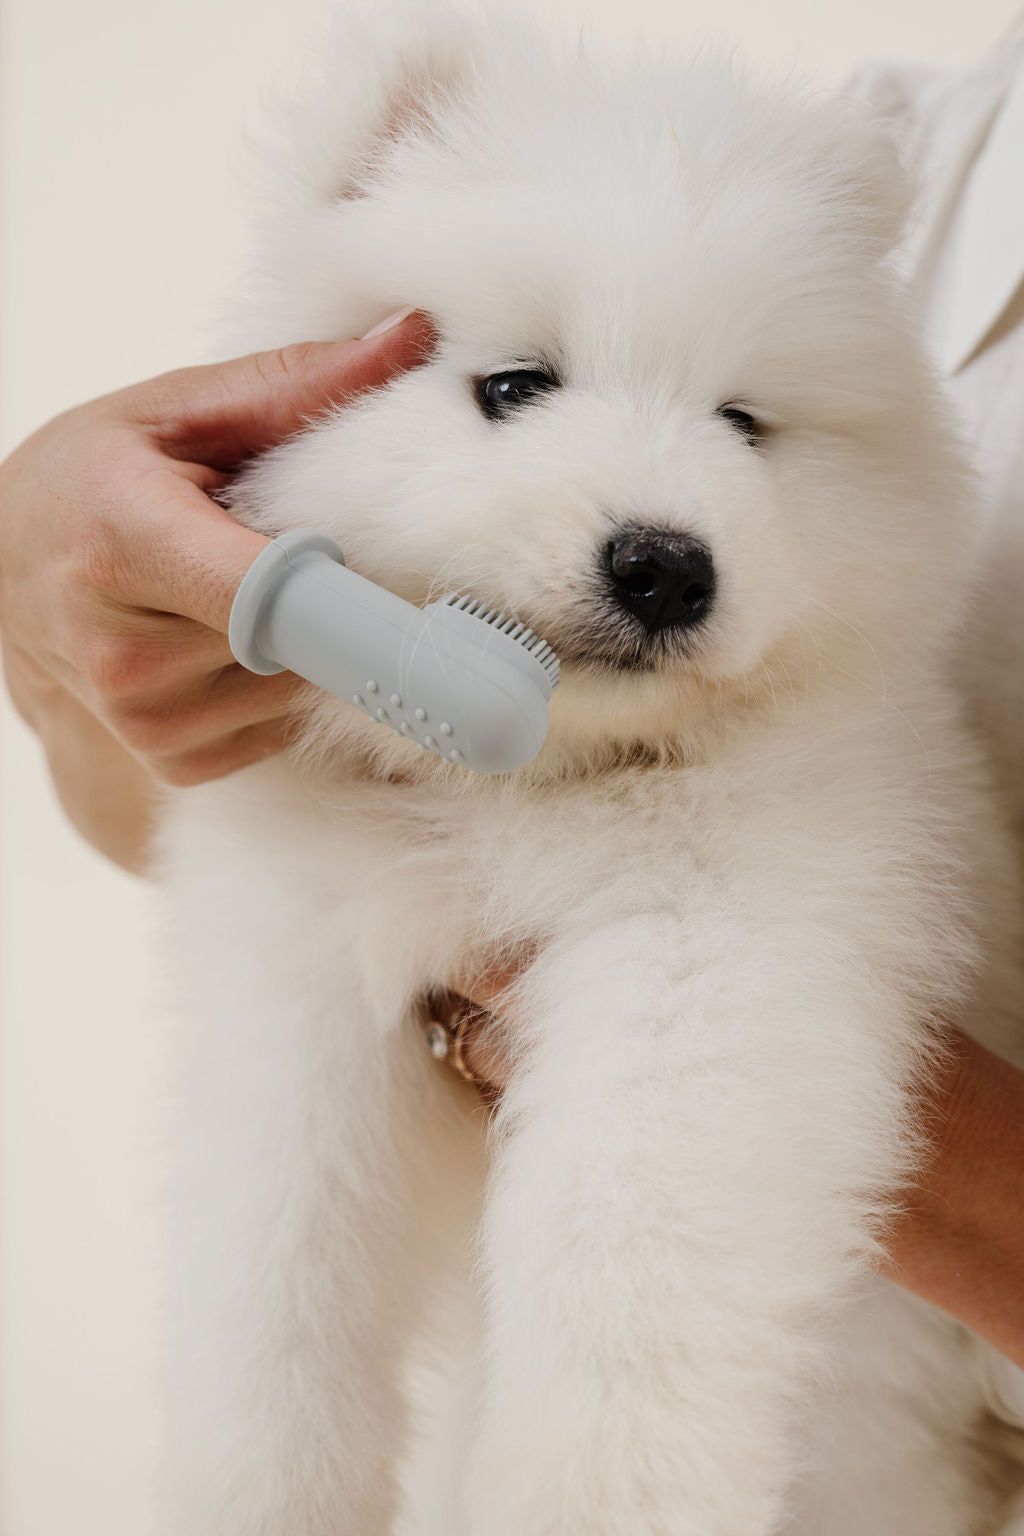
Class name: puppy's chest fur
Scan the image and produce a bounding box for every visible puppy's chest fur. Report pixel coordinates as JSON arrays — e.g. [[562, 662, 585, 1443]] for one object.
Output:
[[166, 753, 727, 1010], [168, 702, 987, 1035], [268, 765, 718, 986]]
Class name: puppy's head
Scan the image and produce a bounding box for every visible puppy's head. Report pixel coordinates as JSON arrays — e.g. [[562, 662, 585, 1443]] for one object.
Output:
[[233, 1, 973, 772]]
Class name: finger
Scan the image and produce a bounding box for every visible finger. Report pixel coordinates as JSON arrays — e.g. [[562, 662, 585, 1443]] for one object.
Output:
[[126, 310, 438, 468], [444, 968, 524, 1096], [451, 966, 523, 1013], [458, 1011, 513, 1093], [108, 663, 306, 758], [148, 715, 297, 788], [68, 590, 240, 707]]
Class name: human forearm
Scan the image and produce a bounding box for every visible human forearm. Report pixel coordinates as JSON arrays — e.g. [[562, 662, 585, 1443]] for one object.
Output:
[[880, 1030, 1024, 1366]]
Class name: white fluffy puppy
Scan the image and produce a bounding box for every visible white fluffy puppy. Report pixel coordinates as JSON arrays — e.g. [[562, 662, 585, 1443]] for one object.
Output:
[[158, 4, 1024, 1533]]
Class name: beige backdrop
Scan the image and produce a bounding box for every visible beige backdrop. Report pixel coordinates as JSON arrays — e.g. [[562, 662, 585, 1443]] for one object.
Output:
[[0, 0, 1019, 1531]]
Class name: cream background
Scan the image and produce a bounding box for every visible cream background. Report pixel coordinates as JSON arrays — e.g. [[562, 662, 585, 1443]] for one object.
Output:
[[0, 1, 1019, 1531]]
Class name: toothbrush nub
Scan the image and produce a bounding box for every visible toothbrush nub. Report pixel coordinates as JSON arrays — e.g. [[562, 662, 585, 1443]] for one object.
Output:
[[229, 529, 559, 774]]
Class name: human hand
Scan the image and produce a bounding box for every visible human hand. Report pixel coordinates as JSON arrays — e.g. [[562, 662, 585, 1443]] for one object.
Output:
[[0, 310, 436, 862]]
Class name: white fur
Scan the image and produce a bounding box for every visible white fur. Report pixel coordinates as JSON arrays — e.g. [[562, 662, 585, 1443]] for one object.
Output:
[[156, 6, 1024, 1531]]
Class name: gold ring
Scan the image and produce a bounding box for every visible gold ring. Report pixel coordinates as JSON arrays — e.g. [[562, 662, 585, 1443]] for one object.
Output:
[[422, 989, 501, 1104]]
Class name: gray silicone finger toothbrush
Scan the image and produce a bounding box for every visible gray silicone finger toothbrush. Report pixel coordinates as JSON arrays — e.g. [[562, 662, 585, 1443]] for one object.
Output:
[[229, 529, 560, 774]]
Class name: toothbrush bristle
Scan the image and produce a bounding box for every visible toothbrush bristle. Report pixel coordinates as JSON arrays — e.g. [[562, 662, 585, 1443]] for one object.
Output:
[[442, 593, 561, 687]]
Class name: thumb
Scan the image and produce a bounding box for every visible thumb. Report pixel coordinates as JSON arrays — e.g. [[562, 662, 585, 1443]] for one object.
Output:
[[129, 307, 437, 470], [126, 308, 437, 635]]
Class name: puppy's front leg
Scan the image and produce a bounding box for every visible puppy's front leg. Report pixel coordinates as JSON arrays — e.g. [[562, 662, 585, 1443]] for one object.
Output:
[[459, 916, 916, 1536], [162, 965, 485, 1536]]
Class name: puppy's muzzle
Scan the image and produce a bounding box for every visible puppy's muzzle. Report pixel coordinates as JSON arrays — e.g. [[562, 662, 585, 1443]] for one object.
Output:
[[605, 528, 715, 636]]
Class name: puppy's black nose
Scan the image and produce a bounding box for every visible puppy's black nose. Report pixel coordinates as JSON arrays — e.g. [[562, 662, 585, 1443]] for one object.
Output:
[[605, 529, 715, 635]]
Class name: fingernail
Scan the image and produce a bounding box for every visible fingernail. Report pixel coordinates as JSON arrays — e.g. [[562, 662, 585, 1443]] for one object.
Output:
[[360, 305, 417, 340]]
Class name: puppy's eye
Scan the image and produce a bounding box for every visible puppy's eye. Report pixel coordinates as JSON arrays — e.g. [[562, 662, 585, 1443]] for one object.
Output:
[[717, 406, 761, 445], [475, 369, 560, 421]]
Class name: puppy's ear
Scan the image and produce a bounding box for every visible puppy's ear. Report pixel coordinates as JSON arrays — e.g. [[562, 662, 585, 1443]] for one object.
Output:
[[825, 90, 917, 255], [276, 0, 486, 207]]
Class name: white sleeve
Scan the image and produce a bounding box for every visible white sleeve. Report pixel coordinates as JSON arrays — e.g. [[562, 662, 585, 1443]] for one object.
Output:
[[850, 42, 1024, 1447], [849, 39, 1024, 371]]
